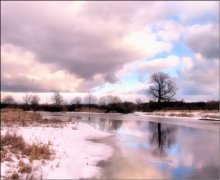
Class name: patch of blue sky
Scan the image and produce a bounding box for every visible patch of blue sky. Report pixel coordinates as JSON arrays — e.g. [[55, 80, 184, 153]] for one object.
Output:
[[163, 67, 179, 78], [144, 42, 192, 63], [167, 15, 182, 23], [187, 11, 218, 25], [121, 72, 140, 84], [166, 13, 217, 25], [93, 70, 145, 93], [172, 40, 193, 57], [145, 51, 171, 61]]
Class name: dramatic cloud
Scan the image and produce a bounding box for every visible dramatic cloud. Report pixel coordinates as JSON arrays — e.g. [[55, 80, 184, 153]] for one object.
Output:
[[1, 1, 172, 93], [1, 1, 219, 101]]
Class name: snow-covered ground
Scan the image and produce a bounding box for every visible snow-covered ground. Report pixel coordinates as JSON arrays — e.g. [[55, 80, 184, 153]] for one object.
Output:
[[133, 110, 220, 120], [1, 122, 113, 179]]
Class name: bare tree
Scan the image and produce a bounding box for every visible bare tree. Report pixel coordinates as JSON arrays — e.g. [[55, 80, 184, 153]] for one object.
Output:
[[23, 93, 32, 105], [109, 95, 121, 104], [84, 93, 97, 109], [99, 95, 121, 106], [99, 96, 107, 106], [71, 96, 82, 107], [30, 95, 40, 105], [2, 95, 16, 104], [148, 72, 176, 104], [135, 98, 142, 105], [51, 92, 63, 105], [135, 98, 142, 111]]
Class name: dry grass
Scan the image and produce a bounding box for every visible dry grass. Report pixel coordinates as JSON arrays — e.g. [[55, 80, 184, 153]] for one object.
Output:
[[152, 110, 219, 119], [1, 131, 53, 179], [1, 132, 53, 162], [1, 108, 65, 127], [18, 160, 32, 174], [1, 109, 63, 179], [8, 171, 20, 179], [169, 112, 194, 117], [201, 115, 220, 119]]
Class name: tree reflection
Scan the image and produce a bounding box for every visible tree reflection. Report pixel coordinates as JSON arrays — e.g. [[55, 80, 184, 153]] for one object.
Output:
[[149, 122, 177, 155], [99, 119, 123, 131]]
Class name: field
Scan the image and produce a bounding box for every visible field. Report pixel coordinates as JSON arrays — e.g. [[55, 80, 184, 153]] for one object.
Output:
[[1, 108, 112, 179]]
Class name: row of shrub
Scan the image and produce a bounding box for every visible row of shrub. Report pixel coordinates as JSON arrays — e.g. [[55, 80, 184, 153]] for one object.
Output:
[[1, 100, 219, 113]]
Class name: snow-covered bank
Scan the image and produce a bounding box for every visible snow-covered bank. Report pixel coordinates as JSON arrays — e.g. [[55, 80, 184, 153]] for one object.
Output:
[[1, 123, 113, 179], [133, 110, 220, 121]]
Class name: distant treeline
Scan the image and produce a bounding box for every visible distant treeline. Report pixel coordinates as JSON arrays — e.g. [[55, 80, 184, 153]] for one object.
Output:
[[0, 100, 219, 114]]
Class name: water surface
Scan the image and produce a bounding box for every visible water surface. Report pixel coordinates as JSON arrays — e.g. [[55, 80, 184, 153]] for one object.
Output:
[[42, 112, 220, 179]]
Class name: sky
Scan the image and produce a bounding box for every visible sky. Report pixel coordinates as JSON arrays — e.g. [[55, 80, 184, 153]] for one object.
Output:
[[1, 1, 219, 103]]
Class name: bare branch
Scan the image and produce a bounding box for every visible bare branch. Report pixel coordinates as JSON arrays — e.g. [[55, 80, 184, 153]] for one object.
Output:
[[148, 72, 177, 103]]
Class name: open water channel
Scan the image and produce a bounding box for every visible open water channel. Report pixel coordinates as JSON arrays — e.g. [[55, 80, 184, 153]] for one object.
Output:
[[41, 112, 220, 179]]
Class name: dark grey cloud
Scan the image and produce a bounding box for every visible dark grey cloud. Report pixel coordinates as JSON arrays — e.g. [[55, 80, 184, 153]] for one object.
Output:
[[1, 75, 52, 92], [185, 24, 219, 59], [1, 1, 153, 85]]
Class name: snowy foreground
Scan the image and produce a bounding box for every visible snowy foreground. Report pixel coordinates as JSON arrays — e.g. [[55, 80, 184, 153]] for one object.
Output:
[[1, 123, 113, 179]]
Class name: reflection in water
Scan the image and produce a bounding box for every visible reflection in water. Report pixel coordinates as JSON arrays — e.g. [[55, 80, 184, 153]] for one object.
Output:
[[149, 122, 177, 155], [88, 117, 123, 131], [41, 112, 219, 179]]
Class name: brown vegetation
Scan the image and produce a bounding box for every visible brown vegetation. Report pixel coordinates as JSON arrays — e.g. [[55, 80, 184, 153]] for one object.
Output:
[[1, 131, 53, 179], [18, 160, 32, 173], [151, 110, 219, 119], [1, 108, 65, 127], [1, 131, 53, 162]]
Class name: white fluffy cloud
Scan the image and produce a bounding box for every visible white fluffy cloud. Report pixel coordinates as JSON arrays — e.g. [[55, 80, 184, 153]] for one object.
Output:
[[118, 55, 181, 78], [1, 44, 82, 92], [177, 53, 219, 99]]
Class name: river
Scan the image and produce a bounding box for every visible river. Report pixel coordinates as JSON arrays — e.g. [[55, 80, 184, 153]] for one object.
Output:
[[40, 112, 220, 179]]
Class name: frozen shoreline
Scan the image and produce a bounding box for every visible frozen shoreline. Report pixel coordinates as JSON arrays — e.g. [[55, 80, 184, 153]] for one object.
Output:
[[39, 109, 220, 121], [133, 110, 220, 121], [1, 122, 113, 179]]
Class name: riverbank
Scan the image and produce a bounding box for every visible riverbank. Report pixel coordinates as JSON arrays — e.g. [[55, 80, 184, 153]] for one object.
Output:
[[1, 109, 113, 179], [134, 110, 220, 121]]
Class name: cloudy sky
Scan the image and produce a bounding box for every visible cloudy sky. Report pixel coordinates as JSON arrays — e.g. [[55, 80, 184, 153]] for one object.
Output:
[[1, 1, 219, 103]]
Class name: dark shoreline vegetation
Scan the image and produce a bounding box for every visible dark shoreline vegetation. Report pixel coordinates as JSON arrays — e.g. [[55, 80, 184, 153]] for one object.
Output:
[[1, 100, 219, 114]]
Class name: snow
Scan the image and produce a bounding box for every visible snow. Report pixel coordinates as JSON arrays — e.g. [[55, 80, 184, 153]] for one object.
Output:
[[1, 122, 113, 179], [133, 110, 220, 120]]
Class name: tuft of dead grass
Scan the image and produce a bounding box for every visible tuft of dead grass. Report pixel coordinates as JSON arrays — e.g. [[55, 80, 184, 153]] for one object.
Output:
[[9, 171, 20, 179], [28, 143, 52, 162], [1, 132, 53, 162], [1, 108, 65, 127], [169, 112, 194, 117], [18, 160, 32, 174], [1, 131, 53, 179]]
